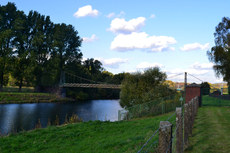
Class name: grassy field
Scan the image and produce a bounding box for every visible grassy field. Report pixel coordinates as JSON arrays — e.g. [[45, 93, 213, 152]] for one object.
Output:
[[0, 92, 69, 103], [2, 86, 35, 93], [185, 107, 230, 153], [202, 95, 230, 106], [0, 87, 73, 103], [0, 111, 176, 153]]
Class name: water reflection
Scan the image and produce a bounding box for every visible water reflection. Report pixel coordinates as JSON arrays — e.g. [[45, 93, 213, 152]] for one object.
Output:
[[0, 99, 122, 135]]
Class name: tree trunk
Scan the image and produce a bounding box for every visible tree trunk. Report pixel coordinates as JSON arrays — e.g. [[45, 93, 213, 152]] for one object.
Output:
[[0, 64, 5, 92], [19, 78, 23, 92]]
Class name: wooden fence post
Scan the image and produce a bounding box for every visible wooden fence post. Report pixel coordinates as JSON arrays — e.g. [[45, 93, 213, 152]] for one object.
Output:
[[184, 103, 189, 149], [188, 101, 192, 136], [192, 99, 195, 127], [176, 107, 183, 153], [158, 121, 172, 153], [194, 97, 197, 116]]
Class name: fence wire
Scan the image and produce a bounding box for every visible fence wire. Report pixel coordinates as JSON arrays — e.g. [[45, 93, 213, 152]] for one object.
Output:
[[138, 110, 178, 153], [136, 95, 198, 153], [118, 94, 183, 121]]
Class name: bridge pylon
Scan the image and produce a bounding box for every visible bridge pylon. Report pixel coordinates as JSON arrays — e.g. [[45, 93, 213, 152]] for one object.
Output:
[[59, 71, 66, 98], [59, 71, 65, 86]]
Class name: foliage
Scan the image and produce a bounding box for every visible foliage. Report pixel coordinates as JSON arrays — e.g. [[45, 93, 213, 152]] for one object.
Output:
[[0, 2, 126, 100], [207, 17, 230, 84], [201, 82, 211, 95], [119, 67, 177, 108], [0, 3, 83, 92]]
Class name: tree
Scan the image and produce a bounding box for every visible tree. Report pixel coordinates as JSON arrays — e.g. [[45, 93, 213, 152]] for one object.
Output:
[[207, 17, 230, 84], [0, 2, 19, 91], [201, 82, 211, 95], [119, 67, 177, 108], [53, 23, 82, 75], [83, 58, 103, 75]]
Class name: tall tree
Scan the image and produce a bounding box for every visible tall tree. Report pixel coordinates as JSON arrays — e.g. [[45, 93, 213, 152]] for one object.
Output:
[[11, 9, 31, 92], [27, 11, 55, 89], [207, 17, 230, 84], [0, 2, 18, 91], [53, 23, 82, 82], [83, 58, 103, 75]]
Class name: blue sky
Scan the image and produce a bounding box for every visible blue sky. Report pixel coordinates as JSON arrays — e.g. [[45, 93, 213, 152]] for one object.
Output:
[[2, 0, 230, 84]]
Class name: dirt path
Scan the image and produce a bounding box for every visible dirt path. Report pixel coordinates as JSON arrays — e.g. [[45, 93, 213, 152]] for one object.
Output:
[[185, 107, 230, 153]]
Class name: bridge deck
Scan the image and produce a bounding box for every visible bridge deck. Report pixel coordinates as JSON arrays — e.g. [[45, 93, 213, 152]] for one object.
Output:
[[60, 83, 121, 89]]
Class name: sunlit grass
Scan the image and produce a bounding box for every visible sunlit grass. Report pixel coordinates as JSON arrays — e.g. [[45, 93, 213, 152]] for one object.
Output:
[[0, 111, 176, 153], [202, 95, 230, 106], [185, 107, 230, 152]]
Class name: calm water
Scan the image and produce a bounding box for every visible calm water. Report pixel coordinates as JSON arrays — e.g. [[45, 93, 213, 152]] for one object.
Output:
[[0, 99, 122, 135]]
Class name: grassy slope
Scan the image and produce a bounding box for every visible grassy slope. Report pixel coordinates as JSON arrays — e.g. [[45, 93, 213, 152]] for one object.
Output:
[[202, 95, 230, 107], [185, 107, 230, 153], [0, 112, 175, 153]]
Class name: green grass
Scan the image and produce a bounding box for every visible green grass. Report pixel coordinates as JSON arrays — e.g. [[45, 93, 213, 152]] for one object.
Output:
[[185, 107, 230, 153], [2, 86, 34, 93], [0, 87, 74, 103], [0, 92, 74, 103], [202, 95, 230, 106], [0, 111, 176, 153]]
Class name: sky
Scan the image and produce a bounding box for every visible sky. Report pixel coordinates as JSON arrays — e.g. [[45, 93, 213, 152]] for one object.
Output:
[[1, 0, 230, 84]]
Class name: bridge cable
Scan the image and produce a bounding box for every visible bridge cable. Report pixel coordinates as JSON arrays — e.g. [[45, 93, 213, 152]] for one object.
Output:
[[167, 73, 183, 79], [187, 73, 203, 82], [65, 72, 107, 84]]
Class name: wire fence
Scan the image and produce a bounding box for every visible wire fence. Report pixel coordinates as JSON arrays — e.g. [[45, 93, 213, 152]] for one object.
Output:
[[118, 94, 183, 121], [202, 88, 230, 106], [137, 95, 199, 153]]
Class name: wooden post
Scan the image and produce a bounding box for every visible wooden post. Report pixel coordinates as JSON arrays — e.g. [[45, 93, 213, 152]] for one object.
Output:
[[158, 121, 172, 153], [184, 72, 187, 103], [191, 99, 194, 127], [194, 97, 197, 116], [188, 101, 192, 136], [176, 107, 183, 153], [184, 103, 189, 149]]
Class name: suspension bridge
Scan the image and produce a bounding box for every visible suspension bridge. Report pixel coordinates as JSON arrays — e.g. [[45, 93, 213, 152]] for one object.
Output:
[[59, 71, 121, 89]]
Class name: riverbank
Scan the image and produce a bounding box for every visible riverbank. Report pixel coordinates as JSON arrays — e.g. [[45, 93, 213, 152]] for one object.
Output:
[[0, 111, 175, 153], [0, 92, 74, 104]]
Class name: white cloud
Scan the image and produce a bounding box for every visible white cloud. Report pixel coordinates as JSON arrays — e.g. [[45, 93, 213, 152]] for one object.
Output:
[[150, 14, 156, 18], [166, 68, 209, 76], [136, 62, 164, 69], [82, 34, 98, 42], [110, 32, 177, 52], [189, 62, 214, 69], [95, 57, 129, 69], [106, 12, 115, 18], [107, 17, 146, 34], [116, 11, 125, 17], [180, 43, 210, 51], [73, 5, 99, 18]]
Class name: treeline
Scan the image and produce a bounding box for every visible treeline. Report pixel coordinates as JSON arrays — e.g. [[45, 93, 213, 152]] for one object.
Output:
[[0, 2, 126, 100]]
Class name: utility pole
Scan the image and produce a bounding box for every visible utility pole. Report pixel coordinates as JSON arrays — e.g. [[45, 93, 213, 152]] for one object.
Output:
[[184, 72, 187, 103]]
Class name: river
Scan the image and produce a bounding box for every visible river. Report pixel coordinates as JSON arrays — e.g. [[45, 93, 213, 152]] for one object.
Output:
[[0, 99, 122, 136]]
